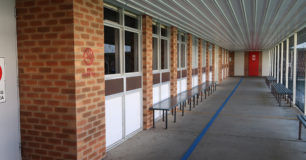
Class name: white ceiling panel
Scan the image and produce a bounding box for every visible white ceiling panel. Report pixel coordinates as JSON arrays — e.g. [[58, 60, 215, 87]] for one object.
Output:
[[114, 0, 306, 51]]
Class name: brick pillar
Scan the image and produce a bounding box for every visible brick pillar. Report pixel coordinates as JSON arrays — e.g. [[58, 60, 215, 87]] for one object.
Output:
[[212, 44, 216, 82], [218, 47, 222, 83], [187, 34, 193, 90], [170, 27, 177, 97], [142, 15, 153, 129], [16, 0, 105, 159], [206, 42, 210, 82], [198, 39, 202, 85]]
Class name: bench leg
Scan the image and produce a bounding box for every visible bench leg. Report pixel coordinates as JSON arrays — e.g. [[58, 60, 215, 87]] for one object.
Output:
[[189, 99, 191, 111], [162, 110, 164, 122], [299, 121, 302, 140], [165, 111, 168, 129], [182, 102, 184, 116], [174, 106, 176, 123], [153, 110, 155, 128], [193, 96, 195, 108]]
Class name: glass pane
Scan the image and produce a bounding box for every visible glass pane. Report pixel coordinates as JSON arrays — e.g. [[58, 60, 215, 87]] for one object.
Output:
[[177, 43, 180, 68], [209, 44, 212, 66], [161, 39, 168, 69], [104, 26, 120, 74], [288, 36, 294, 92], [125, 14, 138, 29], [161, 25, 168, 37], [152, 24, 158, 34], [192, 37, 197, 68], [181, 44, 186, 68], [202, 42, 206, 67], [104, 7, 119, 23], [278, 45, 282, 82], [125, 31, 139, 73], [181, 34, 185, 42], [296, 28, 306, 112], [283, 42, 286, 86], [153, 37, 158, 70]]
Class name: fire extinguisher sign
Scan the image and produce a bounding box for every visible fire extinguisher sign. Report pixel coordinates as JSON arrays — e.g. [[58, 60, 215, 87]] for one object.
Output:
[[0, 58, 5, 103]]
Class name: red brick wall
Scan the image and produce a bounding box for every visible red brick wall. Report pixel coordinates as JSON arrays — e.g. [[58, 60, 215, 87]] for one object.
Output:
[[170, 27, 178, 97], [73, 0, 105, 159], [198, 39, 202, 84], [142, 15, 153, 129], [218, 47, 222, 83], [187, 34, 192, 90], [16, 0, 105, 159], [229, 51, 235, 76], [212, 44, 215, 82], [206, 42, 210, 82]]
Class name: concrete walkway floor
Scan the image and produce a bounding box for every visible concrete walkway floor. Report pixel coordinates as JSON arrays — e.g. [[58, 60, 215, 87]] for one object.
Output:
[[105, 78, 306, 160]]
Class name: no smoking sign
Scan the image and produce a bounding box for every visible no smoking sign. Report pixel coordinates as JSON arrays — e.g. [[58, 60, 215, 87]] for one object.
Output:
[[0, 58, 5, 103]]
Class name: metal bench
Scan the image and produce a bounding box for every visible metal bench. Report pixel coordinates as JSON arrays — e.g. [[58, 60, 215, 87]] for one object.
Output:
[[271, 83, 292, 106], [297, 115, 306, 140], [150, 82, 216, 129], [265, 76, 276, 88]]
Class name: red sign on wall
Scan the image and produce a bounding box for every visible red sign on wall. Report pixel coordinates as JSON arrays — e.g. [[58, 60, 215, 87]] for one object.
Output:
[[0, 58, 5, 103], [83, 48, 95, 66]]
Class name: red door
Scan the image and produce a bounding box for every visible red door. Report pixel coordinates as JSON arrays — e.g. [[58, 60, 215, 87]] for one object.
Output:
[[248, 52, 259, 76]]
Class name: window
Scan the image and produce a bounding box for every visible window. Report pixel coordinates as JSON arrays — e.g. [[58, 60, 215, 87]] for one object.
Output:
[[288, 36, 294, 91], [125, 31, 139, 73], [152, 22, 158, 34], [192, 36, 198, 68], [104, 4, 120, 23], [161, 25, 168, 37], [202, 41, 206, 67], [283, 41, 286, 85], [209, 44, 213, 66], [181, 44, 186, 68], [104, 26, 120, 74], [124, 12, 138, 29], [153, 37, 158, 70], [296, 28, 306, 112], [177, 43, 180, 68], [279, 44, 281, 82], [152, 22, 169, 71], [104, 4, 140, 75], [177, 32, 186, 69], [161, 39, 168, 69]]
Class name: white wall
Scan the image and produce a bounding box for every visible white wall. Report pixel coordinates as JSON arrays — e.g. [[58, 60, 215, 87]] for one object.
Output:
[[234, 52, 245, 76], [0, 0, 21, 159], [262, 50, 270, 76]]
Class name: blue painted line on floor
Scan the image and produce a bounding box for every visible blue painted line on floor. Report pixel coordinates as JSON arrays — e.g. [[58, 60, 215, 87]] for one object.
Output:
[[181, 78, 244, 160]]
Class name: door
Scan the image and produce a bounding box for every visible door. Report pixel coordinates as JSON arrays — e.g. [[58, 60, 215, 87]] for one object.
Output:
[[248, 52, 259, 76]]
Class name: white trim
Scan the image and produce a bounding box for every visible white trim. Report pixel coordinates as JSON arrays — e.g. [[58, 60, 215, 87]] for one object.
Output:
[[280, 42, 283, 84], [274, 47, 277, 79], [286, 39, 289, 88], [293, 33, 297, 104], [277, 45, 280, 83]]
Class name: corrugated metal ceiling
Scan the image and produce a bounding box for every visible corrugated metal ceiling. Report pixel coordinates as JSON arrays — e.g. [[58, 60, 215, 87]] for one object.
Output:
[[114, 0, 306, 51]]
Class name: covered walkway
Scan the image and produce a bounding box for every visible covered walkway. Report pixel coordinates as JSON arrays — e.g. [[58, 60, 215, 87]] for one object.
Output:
[[106, 78, 305, 160]]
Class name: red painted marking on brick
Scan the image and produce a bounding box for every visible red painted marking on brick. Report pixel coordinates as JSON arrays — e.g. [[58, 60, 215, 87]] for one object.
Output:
[[83, 48, 94, 66], [0, 65, 2, 81]]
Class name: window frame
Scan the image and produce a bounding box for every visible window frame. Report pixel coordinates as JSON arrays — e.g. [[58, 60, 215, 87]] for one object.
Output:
[[177, 31, 187, 70], [104, 4, 142, 79], [152, 21, 170, 73]]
